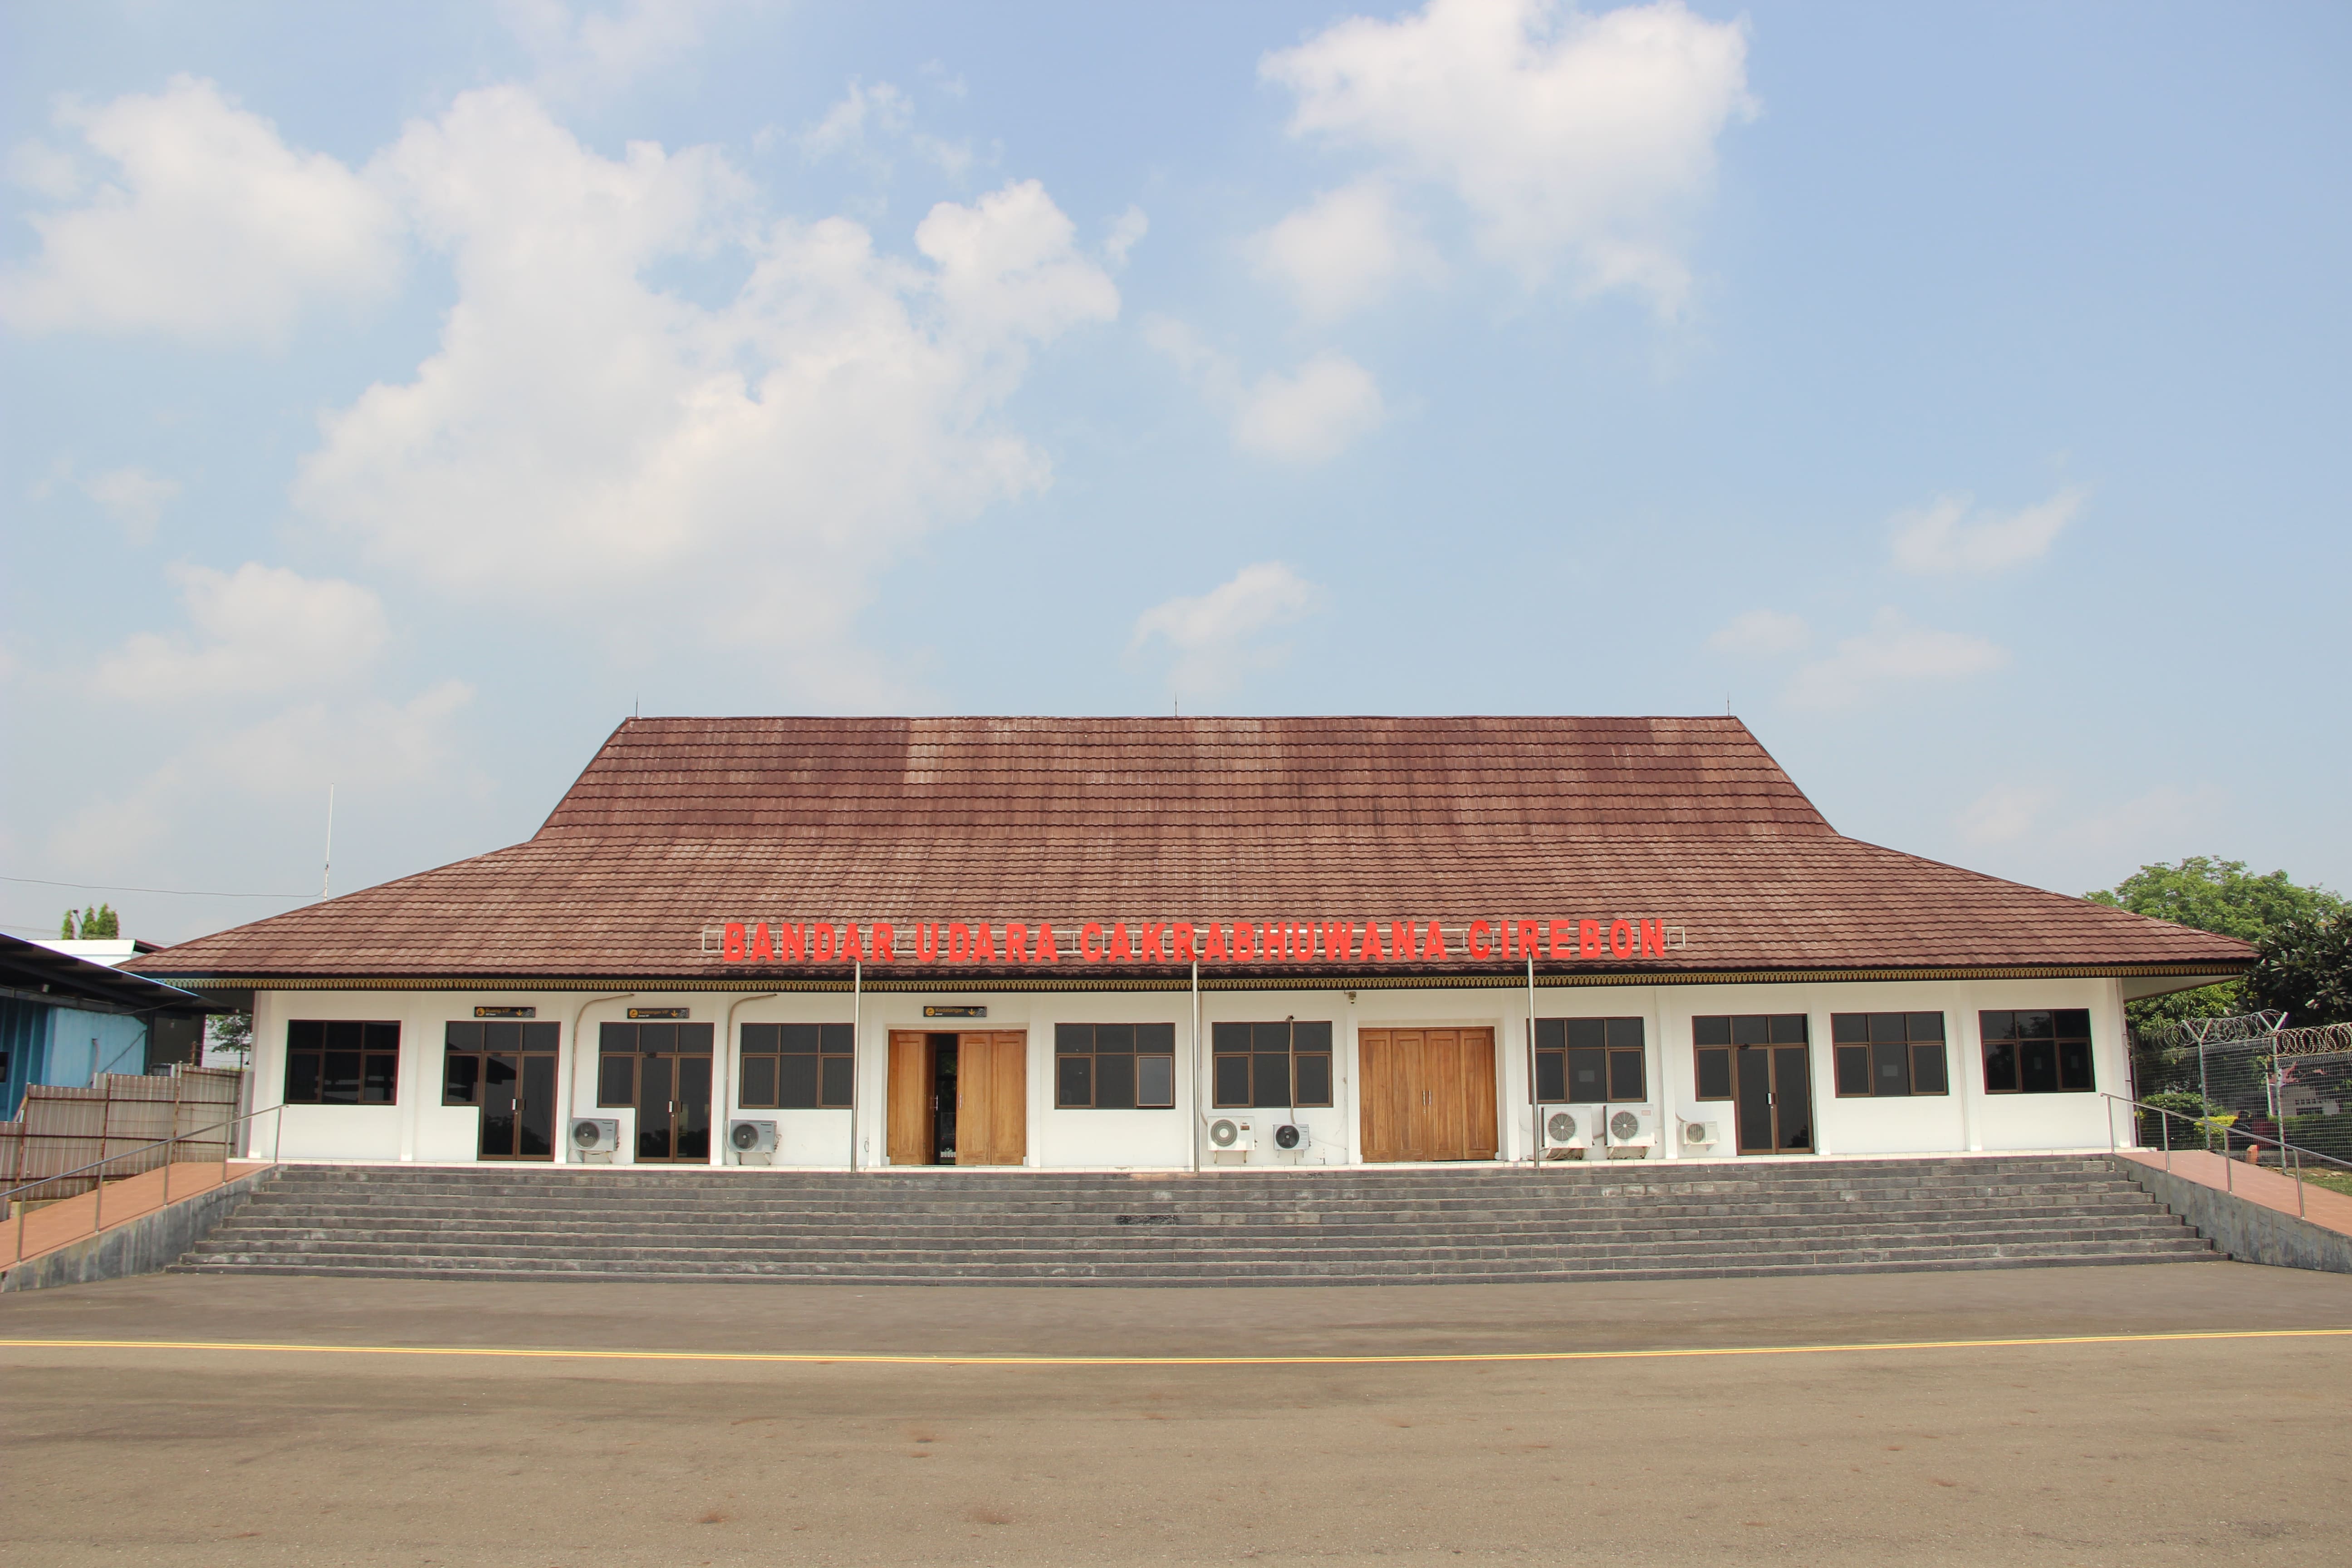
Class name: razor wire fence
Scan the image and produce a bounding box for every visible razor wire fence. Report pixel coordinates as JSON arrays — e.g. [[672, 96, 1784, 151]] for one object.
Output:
[[2130, 1013, 2352, 1169]]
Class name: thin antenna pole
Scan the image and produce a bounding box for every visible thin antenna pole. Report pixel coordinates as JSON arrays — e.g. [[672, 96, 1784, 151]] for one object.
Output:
[[320, 784, 335, 900]]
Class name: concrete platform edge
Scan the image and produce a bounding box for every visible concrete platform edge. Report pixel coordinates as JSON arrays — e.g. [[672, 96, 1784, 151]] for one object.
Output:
[[2107, 1155, 2352, 1274], [2, 1166, 283, 1294]]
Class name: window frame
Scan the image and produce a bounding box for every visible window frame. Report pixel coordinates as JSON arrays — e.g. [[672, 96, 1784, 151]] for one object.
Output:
[[1054, 1023, 1179, 1109], [1691, 1014, 1809, 1104], [596, 1021, 716, 1108], [1532, 1018, 1648, 1103], [736, 1022, 855, 1110], [283, 1019, 402, 1106], [1830, 1012, 1950, 1099], [441, 1019, 559, 1106], [1979, 1009, 2095, 1095], [1210, 1020, 1334, 1109]]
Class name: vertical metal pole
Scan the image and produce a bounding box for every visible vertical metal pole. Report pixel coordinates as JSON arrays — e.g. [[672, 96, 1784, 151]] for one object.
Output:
[[2196, 1032, 2210, 1150], [2162, 1107, 2170, 1173], [1189, 959, 1201, 1174], [861, 950, 870, 1171], [1525, 952, 1538, 1169]]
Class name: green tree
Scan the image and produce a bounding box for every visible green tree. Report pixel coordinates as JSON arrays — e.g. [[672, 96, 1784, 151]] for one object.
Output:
[[206, 1010, 254, 1067], [2245, 912, 2352, 1026], [2087, 858, 2344, 1030], [59, 909, 77, 939], [79, 902, 120, 939]]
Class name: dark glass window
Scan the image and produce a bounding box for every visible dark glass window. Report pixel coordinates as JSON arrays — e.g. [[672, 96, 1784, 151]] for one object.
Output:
[[598, 1021, 715, 1107], [1211, 1020, 1333, 1108], [738, 1023, 853, 1109], [1691, 1015, 1805, 1104], [1534, 1019, 1646, 1102], [1831, 1013, 1948, 1098], [442, 1020, 557, 1105], [1695, 1046, 1733, 1100], [1054, 1023, 1177, 1108], [1980, 1009, 2094, 1094], [284, 1020, 400, 1105]]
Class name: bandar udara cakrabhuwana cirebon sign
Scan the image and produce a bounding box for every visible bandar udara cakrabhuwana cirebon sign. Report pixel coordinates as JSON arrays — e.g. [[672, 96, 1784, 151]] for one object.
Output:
[[719, 916, 1675, 965], [122, 715, 2254, 1171]]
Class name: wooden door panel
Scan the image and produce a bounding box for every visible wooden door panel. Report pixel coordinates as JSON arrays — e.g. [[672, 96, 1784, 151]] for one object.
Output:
[[990, 1032, 1026, 1166], [953, 1032, 1026, 1166], [888, 1033, 931, 1166], [1401, 1031, 1432, 1161], [1463, 1029, 1498, 1159], [1357, 1031, 1390, 1162], [1430, 1029, 1467, 1166]]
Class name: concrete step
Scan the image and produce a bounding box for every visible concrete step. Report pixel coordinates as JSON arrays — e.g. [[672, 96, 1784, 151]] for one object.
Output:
[[176, 1156, 2214, 1285]]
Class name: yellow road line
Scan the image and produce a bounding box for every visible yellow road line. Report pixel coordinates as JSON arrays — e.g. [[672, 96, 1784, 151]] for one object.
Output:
[[0, 1327, 2346, 1367]]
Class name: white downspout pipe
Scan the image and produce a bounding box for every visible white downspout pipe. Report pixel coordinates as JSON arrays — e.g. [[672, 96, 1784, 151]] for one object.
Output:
[[559, 992, 631, 1163], [719, 992, 778, 1167]]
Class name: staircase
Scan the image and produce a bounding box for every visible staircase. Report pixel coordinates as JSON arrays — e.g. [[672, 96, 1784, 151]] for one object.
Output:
[[171, 1156, 2217, 1285]]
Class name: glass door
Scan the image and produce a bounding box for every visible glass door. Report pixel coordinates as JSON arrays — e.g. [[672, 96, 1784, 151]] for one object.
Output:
[[1735, 1044, 1814, 1154]]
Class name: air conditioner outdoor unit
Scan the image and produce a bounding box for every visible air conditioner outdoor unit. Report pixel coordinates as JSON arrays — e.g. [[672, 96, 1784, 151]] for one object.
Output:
[[730, 1118, 778, 1164], [1537, 1104, 1594, 1158], [571, 1117, 620, 1160], [1682, 1118, 1720, 1146], [1273, 1122, 1309, 1150], [1606, 1107, 1657, 1148], [1207, 1116, 1255, 1152]]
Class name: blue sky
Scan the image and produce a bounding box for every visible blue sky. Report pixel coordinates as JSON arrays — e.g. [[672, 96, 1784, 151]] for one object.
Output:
[[3, 0, 2347, 946]]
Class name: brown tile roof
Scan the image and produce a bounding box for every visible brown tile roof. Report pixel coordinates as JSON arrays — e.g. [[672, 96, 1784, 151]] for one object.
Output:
[[126, 716, 2254, 984], [534, 715, 1837, 840]]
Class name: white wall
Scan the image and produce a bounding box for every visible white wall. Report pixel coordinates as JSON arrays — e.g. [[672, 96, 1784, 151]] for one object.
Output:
[[239, 975, 2132, 1167]]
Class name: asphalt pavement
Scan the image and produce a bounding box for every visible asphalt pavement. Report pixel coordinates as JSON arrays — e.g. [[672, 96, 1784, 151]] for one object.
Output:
[[1, 1260, 2346, 1567]]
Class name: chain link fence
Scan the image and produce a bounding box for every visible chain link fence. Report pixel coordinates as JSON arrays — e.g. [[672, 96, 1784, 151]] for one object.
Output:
[[2132, 1013, 2352, 1169]]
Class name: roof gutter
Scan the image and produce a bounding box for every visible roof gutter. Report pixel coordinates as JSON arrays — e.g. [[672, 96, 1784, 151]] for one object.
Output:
[[132, 960, 2253, 995]]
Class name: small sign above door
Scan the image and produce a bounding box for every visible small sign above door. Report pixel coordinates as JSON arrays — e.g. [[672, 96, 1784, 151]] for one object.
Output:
[[474, 1006, 536, 1018], [923, 1005, 987, 1018], [628, 1007, 691, 1020]]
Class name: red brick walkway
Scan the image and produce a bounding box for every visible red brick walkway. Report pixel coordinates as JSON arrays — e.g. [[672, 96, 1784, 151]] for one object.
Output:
[[2118, 1148, 2352, 1239], [2, 1162, 271, 1267]]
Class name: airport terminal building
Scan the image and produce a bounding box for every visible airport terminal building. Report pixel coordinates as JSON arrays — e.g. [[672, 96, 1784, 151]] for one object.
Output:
[[127, 716, 2251, 1172]]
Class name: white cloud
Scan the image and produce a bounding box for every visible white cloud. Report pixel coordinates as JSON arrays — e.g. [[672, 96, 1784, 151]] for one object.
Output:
[[1251, 179, 1436, 320], [499, 0, 725, 103], [1104, 204, 1149, 268], [1957, 784, 2054, 847], [798, 78, 975, 179], [93, 563, 389, 701], [0, 76, 402, 343], [1784, 608, 2007, 710], [1131, 562, 1324, 700], [1706, 608, 1808, 657], [1260, 0, 1753, 313], [83, 466, 180, 541], [1146, 318, 1385, 464], [49, 678, 475, 872], [1890, 484, 2087, 575], [1234, 353, 1387, 463], [801, 78, 914, 158], [291, 89, 1117, 699]]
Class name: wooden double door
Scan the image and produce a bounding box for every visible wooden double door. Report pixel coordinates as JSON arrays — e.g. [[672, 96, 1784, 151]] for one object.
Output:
[[887, 1031, 1026, 1165], [1359, 1028, 1498, 1162]]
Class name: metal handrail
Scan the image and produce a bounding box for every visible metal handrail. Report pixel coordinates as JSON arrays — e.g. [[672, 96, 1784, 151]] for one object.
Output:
[[4, 1102, 286, 1268], [2102, 1092, 2351, 1222]]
